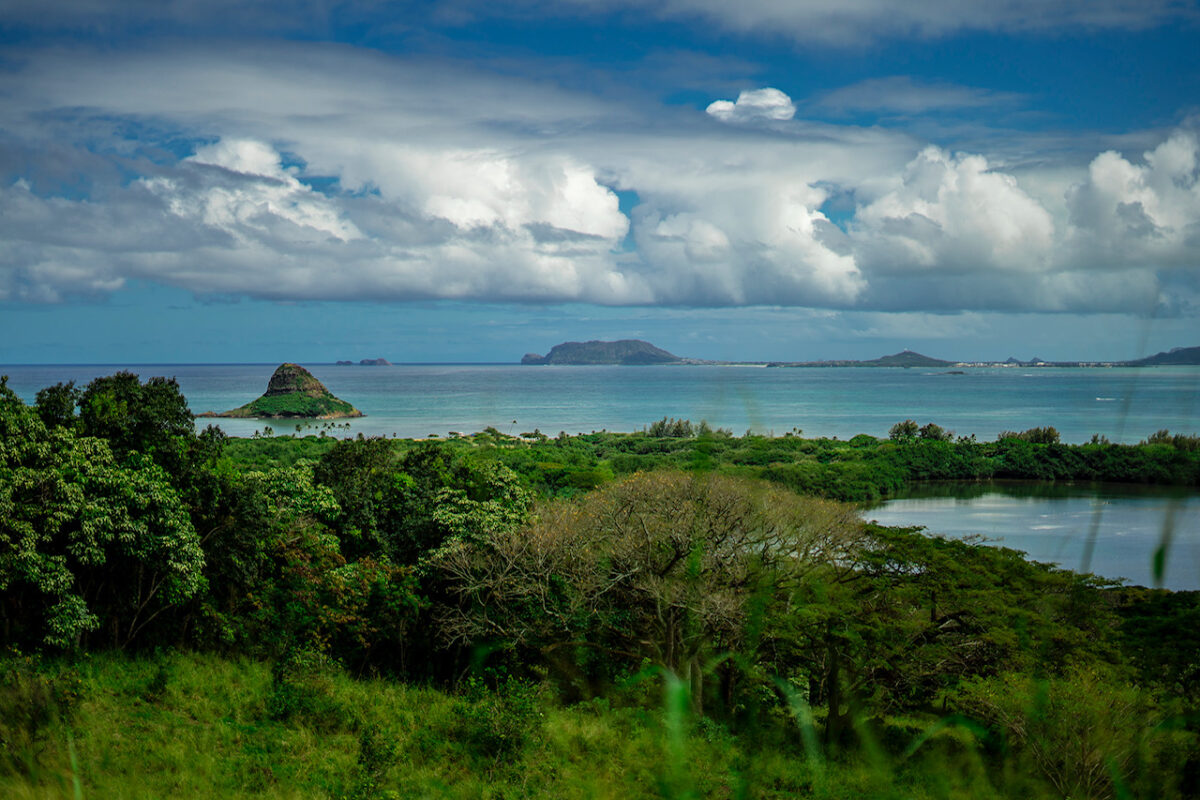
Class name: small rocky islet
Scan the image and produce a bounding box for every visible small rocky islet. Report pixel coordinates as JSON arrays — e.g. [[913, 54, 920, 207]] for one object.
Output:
[[198, 363, 363, 419]]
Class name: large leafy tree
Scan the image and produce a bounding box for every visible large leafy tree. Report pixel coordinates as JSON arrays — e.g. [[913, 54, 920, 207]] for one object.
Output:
[[313, 439, 531, 564], [431, 471, 863, 711], [0, 378, 203, 649], [769, 523, 1121, 746], [77, 371, 195, 472], [34, 380, 80, 429], [185, 460, 423, 669], [431, 469, 1124, 731]]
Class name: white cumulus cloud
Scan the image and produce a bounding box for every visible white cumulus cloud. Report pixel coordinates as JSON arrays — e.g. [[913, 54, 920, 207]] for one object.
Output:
[[1066, 131, 1200, 269], [853, 146, 1056, 275], [706, 88, 795, 123], [1, 45, 1198, 317], [153, 138, 364, 243]]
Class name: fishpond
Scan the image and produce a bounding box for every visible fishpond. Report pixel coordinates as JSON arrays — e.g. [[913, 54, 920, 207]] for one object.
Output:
[[865, 483, 1200, 590]]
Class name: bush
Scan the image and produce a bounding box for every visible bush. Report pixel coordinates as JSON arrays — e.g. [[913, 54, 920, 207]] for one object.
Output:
[[450, 674, 544, 760], [0, 654, 82, 772], [1146, 430, 1200, 452], [997, 426, 1061, 444], [955, 666, 1196, 799], [266, 649, 357, 733], [349, 722, 400, 800], [889, 419, 919, 442], [918, 423, 953, 441], [647, 417, 695, 438]]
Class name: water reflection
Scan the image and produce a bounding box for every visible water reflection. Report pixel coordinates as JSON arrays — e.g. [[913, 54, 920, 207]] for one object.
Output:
[[864, 482, 1199, 590]]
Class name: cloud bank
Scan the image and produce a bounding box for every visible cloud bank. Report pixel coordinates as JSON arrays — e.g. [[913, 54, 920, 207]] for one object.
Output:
[[4, 0, 1193, 44], [0, 45, 1197, 316], [816, 77, 1022, 115], [609, 0, 1197, 43]]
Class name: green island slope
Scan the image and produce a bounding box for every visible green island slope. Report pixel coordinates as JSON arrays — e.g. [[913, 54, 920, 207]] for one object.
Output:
[[200, 363, 363, 419]]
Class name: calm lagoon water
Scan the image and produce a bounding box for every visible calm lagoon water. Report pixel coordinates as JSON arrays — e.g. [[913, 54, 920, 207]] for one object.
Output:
[[2, 362, 1197, 443], [866, 483, 1199, 590]]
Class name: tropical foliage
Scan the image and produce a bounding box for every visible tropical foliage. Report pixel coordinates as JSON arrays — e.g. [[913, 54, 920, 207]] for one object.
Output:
[[2, 374, 1198, 798]]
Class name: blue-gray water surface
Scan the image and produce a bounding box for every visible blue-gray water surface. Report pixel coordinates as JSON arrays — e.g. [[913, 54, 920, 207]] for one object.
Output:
[[2, 363, 1197, 443], [866, 484, 1198, 590]]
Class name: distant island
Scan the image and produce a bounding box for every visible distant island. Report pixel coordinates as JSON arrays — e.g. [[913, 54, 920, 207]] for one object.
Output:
[[198, 363, 364, 419], [520, 341, 1200, 368], [522, 340, 682, 365], [336, 358, 392, 366], [1130, 345, 1200, 366], [766, 350, 953, 368]]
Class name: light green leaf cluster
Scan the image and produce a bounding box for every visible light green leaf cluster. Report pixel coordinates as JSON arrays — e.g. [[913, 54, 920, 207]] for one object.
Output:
[[429, 461, 531, 547], [242, 460, 342, 527]]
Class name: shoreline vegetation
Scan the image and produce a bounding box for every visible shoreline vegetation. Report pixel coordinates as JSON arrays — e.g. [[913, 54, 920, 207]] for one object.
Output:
[[3, 371, 1200, 799], [227, 418, 1200, 504]]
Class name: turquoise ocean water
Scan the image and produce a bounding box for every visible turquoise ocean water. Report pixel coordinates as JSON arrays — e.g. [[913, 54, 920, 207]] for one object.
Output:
[[2, 363, 1197, 443]]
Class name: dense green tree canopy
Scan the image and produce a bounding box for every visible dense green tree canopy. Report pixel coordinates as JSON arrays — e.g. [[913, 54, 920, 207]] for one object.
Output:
[[0, 378, 203, 648], [78, 372, 195, 470]]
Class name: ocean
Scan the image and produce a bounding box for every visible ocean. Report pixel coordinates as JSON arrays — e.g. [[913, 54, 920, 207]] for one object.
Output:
[[2, 362, 1197, 444]]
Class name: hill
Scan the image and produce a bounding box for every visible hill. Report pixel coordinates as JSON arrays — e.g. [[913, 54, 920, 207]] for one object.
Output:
[[1131, 345, 1200, 366], [767, 350, 955, 368], [864, 350, 955, 367], [522, 339, 682, 365], [200, 363, 363, 419]]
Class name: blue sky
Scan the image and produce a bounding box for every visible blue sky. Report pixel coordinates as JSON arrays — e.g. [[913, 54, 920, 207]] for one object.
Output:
[[2, 0, 1199, 363]]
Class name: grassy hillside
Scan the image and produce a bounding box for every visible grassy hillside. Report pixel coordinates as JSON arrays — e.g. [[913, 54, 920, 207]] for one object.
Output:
[[6, 650, 1179, 800], [5, 376, 1199, 799]]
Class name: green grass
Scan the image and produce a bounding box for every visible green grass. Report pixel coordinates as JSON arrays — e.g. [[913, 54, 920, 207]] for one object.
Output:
[[1, 651, 1122, 800]]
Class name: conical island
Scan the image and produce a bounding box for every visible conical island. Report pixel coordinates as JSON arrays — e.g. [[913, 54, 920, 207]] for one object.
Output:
[[200, 363, 363, 419]]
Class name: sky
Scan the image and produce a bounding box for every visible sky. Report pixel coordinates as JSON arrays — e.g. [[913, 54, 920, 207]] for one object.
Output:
[[1, 0, 1199, 364]]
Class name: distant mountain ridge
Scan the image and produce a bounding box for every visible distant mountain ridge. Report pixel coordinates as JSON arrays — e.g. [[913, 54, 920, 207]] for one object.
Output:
[[1130, 346, 1200, 366], [518, 341, 1200, 367], [522, 340, 682, 365], [766, 350, 954, 368], [864, 350, 953, 367]]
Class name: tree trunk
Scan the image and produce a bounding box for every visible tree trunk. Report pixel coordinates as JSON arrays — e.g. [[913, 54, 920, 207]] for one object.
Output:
[[690, 655, 704, 716], [823, 624, 843, 749]]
